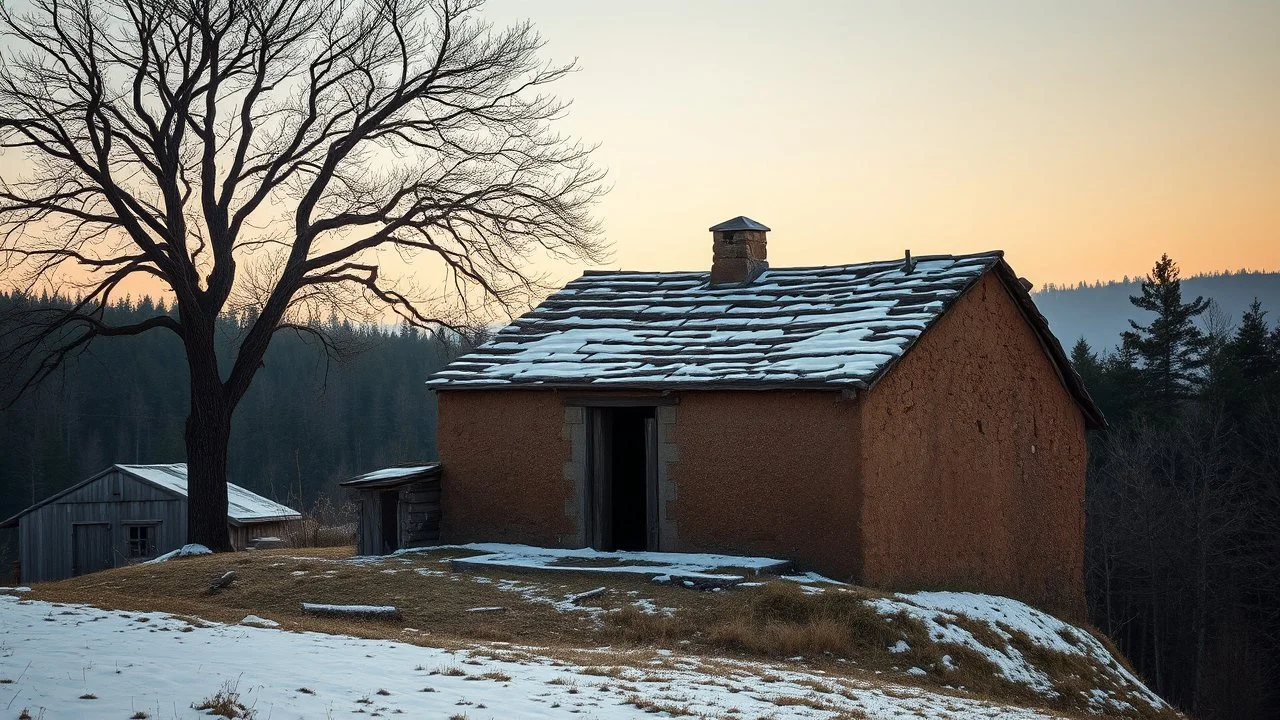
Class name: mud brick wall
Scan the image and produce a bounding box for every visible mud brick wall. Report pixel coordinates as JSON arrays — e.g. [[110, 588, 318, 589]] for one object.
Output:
[[436, 389, 576, 546], [857, 271, 1087, 615]]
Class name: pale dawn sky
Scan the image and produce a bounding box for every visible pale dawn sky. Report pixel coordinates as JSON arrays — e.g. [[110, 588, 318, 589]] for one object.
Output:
[[482, 0, 1279, 289], [0, 0, 1276, 304]]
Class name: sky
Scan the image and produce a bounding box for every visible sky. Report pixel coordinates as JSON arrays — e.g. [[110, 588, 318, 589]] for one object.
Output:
[[481, 0, 1280, 289], [0, 0, 1276, 304]]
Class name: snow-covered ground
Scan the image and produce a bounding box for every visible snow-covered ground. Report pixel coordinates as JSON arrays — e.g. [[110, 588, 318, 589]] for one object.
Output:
[[871, 592, 1167, 714], [1, 595, 1067, 720]]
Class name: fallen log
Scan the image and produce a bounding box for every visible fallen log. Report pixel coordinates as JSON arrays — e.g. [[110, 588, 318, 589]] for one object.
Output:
[[301, 603, 401, 620], [565, 587, 608, 604]]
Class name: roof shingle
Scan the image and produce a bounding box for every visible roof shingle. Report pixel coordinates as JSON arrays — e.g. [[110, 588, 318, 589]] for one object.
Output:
[[429, 251, 1004, 390]]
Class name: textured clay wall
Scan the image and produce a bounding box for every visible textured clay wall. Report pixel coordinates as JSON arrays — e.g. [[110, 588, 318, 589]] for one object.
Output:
[[857, 272, 1087, 614], [436, 390, 575, 546], [668, 391, 863, 580]]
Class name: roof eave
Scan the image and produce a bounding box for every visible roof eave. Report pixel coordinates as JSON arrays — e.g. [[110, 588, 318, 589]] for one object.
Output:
[[231, 513, 303, 525], [339, 463, 443, 489], [989, 261, 1108, 430], [428, 380, 868, 393]]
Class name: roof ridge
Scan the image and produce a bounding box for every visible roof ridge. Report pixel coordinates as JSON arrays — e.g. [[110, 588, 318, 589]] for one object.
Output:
[[577, 250, 1004, 277]]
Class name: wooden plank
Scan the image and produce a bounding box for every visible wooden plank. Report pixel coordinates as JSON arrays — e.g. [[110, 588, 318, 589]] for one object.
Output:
[[590, 408, 612, 551], [645, 416, 659, 552]]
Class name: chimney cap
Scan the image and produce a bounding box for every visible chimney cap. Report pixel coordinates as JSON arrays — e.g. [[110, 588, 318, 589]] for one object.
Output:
[[709, 216, 771, 233]]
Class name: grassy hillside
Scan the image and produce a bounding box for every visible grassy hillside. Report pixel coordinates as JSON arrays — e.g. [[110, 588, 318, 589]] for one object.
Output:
[[10, 545, 1174, 719]]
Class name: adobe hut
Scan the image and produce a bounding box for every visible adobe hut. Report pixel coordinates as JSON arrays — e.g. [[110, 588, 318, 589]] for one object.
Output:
[[341, 464, 442, 555], [1, 463, 301, 582], [428, 217, 1104, 612]]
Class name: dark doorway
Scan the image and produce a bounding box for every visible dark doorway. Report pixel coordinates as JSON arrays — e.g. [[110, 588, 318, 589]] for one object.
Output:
[[379, 490, 400, 554], [587, 406, 658, 552]]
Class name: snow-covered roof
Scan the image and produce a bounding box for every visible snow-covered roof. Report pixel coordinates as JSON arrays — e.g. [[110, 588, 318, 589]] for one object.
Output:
[[430, 252, 1002, 390], [2, 463, 301, 528], [339, 463, 441, 489], [115, 464, 301, 524], [429, 251, 1104, 426]]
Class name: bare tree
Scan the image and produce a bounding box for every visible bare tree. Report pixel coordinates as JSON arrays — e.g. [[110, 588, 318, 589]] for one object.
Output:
[[0, 0, 604, 550]]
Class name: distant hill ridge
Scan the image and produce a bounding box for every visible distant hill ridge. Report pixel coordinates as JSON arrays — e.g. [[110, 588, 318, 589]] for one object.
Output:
[[1032, 269, 1280, 353]]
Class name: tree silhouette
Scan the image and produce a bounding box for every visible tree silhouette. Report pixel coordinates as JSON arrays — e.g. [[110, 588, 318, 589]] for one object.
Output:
[[0, 0, 604, 549], [1121, 254, 1210, 417]]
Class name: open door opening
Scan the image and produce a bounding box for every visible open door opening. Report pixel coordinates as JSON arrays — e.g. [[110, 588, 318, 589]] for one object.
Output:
[[379, 490, 400, 554], [587, 406, 659, 552]]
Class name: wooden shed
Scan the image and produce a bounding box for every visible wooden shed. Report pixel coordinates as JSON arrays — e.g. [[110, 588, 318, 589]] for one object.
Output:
[[340, 464, 442, 555], [0, 463, 301, 582]]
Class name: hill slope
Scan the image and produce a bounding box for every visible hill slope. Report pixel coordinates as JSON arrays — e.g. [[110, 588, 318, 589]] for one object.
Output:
[[2, 546, 1174, 719]]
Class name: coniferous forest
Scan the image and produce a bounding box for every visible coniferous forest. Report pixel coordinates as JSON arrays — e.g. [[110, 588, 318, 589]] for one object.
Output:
[[1073, 256, 1280, 720], [0, 291, 472, 545], [2, 254, 1279, 719]]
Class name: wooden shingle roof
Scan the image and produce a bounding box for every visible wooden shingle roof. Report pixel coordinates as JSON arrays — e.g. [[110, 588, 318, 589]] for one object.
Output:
[[427, 250, 1104, 427]]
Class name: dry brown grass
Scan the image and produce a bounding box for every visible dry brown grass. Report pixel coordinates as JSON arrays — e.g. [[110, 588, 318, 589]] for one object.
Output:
[[22, 546, 1171, 720], [192, 680, 255, 718], [703, 583, 910, 658], [281, 493, 358, 549], [622, 694, 695, 716]]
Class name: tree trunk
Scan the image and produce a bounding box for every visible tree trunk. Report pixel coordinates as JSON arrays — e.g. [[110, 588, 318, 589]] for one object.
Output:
[[183, 322, 233, 552], [185, 401, 232, 551]]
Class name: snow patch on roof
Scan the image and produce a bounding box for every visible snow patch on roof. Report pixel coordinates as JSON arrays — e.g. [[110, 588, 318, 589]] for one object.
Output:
[[118, 464, 300, 523], [357, 465, 435, 482], [429, 252, 1002, 388]]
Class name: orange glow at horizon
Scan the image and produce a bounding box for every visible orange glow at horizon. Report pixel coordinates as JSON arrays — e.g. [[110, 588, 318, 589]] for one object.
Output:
[[508, 0, 1279, 292], [2, 0, 1277, 308]]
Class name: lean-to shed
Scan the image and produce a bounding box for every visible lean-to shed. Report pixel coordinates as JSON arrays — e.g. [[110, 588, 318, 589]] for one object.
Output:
[[0, 463, 301, 582], [340, 464, 442, 555]]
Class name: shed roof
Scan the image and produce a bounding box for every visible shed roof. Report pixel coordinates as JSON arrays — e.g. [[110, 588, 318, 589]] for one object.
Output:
[[339, 463, 442, 490], [0, 464, 301, 528], [428, 251, 1103, 427]]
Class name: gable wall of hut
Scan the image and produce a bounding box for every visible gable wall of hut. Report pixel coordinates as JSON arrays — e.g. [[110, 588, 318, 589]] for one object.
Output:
[[856, 271, 1088, 615]]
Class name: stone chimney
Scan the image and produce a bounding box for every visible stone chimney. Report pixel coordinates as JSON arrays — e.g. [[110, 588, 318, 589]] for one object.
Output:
[[709, 216, 770, 286]]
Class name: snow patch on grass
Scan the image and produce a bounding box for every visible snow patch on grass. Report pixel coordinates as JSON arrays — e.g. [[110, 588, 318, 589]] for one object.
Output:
[[0, 599, 1069, 720], [872, 591, 1166, 713]]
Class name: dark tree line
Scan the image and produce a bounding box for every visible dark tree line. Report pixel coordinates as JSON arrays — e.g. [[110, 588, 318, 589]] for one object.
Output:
[[0, 289, 474, 557], [1073, 255, 1280, 720]]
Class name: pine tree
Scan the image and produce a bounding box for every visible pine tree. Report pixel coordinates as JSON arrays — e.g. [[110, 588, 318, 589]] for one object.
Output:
[[1071, 338, 1105, 390], [1121, 254, 1211, 416], [1229, 300, 1276, 381]]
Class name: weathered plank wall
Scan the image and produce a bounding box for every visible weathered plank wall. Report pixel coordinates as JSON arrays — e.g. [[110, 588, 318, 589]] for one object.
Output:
[[401, 477, 441, 548], [352, 477, 441, 556], [19, 469, 185, 583], [355, 491, 380, 556], [229, 520, 301, 550], [16, 469, 298, 583]]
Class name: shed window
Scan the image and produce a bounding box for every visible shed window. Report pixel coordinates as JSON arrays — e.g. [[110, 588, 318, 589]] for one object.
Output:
[[127, 524, 157, 558]]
